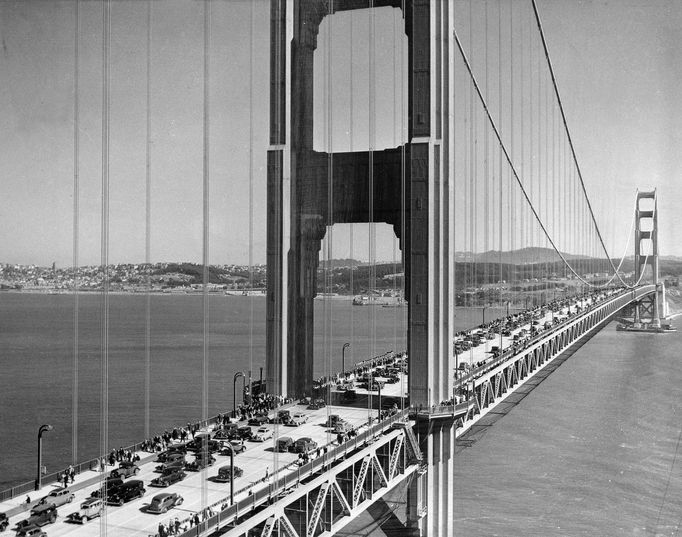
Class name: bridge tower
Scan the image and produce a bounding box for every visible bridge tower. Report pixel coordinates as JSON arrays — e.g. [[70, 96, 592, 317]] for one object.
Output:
[[633, 190, 662, 327], [266, 1, 457, 535]]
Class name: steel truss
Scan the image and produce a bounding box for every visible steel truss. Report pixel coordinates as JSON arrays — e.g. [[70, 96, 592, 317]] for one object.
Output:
[[456, 285, 655, 434], [217, 426, 419, 537]]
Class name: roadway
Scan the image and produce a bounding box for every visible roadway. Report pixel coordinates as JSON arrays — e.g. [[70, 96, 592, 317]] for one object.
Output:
[[0, 405, 379, 537], [0, 287, 625, 536]]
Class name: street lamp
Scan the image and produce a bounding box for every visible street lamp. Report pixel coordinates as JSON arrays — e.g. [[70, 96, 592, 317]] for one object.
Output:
[[342, 343, 350, 379], [229, 445, 235, 505], [36, 424, 53, 491], [233, 372, 245, 419], [482, 305, 487, 325], [377, 381, 382, 422]]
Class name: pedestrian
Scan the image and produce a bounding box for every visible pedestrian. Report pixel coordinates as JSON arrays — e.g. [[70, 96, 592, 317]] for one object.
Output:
[[25, 495, 31, 504], [193, 513, 200, 527], [174, 518, 181, 534], [265, 466, 269, 479], [158, 522, 166, 537], [63, 473, 69, 488]]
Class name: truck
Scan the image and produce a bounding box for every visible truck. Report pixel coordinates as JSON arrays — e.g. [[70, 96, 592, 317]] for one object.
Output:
[[66, 498, 105, 524]]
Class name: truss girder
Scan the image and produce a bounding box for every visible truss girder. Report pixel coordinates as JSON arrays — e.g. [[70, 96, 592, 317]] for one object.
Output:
[[388, 436, 404, 481], [455, 287, 656, 436], [217, 427, 418, 537], [261, 516, 276, 537], [307, 482, 330, 537], [352, 456, 371, 508]]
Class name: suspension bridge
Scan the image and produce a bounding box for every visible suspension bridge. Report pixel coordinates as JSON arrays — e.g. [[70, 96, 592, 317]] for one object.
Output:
[[0, 1, 671, 537]]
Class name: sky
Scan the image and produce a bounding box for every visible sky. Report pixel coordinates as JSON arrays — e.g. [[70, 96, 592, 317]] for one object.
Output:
[[0, 0, 680, 267]]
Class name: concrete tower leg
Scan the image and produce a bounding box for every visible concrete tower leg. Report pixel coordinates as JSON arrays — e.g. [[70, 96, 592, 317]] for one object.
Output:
[[267, 2, 459, 534], [405, 2, 457, 535]]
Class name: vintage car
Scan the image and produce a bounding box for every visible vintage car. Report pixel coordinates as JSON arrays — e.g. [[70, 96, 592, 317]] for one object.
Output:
[[150, 469, 186, 488], [111, 461, 140, 478], [66, 497, 104, 524], [289, 413, 308, 426], [16, 504, 58, 529], [247, 415, 268, 427], [220, 440, 247, 456], [40, 487, 74, 507], [156, 444, 187, 463], [147, 492, 184, 514], [292, 437, 318, 454], [275, 437, 294, 453], [212, 424, 238, 440], [184, 454, 216, 471], [155, 453, 186, 472], [214, 465, 243, 482], [251, 427, 273, 442], [90, 476, 123, 498], [307, 398, 326, 410], [107, 480, 145, 506], [236, 426, 253, 440]]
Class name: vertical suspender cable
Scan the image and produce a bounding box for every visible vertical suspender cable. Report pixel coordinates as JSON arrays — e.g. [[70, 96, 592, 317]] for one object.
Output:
[[144, 0, 152, 442], [480, 2, 490, 298], [201, 0, 210, 511], [368, 0, 376, 421], [324, 0, 334, 452], [509, 1, 514, 295], [248, 0, 255, 420], [400, 0, 406, 414], [349, 12, 354, 373], [72, 0, 80, 467], [529, 7, 534, 289], [497, 0, 502, 316], [99, 1, 111, 533]]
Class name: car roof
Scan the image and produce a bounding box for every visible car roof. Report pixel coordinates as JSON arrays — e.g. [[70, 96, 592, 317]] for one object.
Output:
[[48, 487, 68, 494], [152, 493, 173, 500]]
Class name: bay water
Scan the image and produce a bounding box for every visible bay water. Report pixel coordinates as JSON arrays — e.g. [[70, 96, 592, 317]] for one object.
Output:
[[2, 292, 679, 535]]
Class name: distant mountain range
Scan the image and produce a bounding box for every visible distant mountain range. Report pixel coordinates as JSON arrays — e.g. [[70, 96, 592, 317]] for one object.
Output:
[[458, 247, 590, 265]]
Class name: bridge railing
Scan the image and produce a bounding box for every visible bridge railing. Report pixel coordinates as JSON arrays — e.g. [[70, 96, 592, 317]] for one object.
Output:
[[0, 414, 235, 503], [173, 409, 411, 537], [453, 290, 632, 389]]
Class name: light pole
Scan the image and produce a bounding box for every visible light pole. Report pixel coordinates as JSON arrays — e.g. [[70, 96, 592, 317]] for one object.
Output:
[[229, 445, 235, 505], [36, 424, 53, 491], [482, 305, 487, 325], [377, 381, 382, 422], [233, 372, 245, 419], [342, 343, 350, 379]]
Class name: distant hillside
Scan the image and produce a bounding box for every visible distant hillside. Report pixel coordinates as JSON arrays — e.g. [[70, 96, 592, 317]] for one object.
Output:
[[470, 247, 589, 265]]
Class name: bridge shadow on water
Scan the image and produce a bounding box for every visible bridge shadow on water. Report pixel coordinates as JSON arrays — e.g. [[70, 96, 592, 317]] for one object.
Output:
[[454, 325, 604, 455]]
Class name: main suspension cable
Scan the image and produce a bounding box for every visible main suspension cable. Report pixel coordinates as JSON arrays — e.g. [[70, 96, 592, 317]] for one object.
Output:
[[453, 26, 633, 290]]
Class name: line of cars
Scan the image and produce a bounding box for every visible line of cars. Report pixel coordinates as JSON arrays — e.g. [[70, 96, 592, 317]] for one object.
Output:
[[8, 406, 330, 535]]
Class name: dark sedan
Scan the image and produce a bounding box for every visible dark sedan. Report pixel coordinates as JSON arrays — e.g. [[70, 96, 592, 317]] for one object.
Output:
[[150, 470, 186, 488]]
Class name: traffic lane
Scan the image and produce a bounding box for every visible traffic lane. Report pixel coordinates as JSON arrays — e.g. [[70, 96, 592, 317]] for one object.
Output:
[[32, 405, 372, 536]]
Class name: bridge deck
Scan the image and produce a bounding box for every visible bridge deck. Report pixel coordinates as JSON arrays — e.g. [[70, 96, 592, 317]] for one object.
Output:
[[0, 286, 655, 536]]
